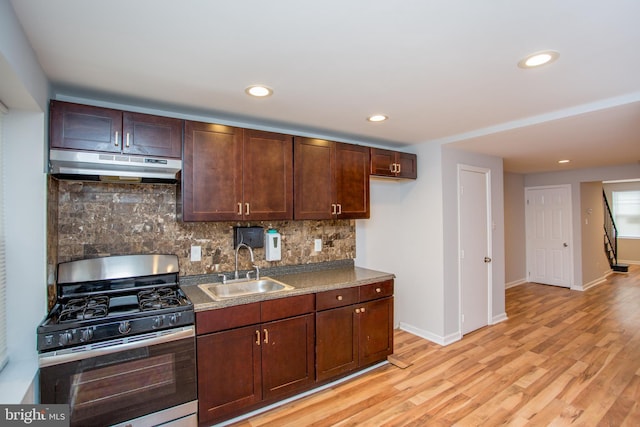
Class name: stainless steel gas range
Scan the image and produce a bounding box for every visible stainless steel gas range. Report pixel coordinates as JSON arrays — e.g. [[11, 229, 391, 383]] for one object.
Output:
[[37, 254, 197, 427]]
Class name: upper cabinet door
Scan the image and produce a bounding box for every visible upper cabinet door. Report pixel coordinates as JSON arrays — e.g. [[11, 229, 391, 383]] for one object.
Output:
[[181, 120, 243, 221], [242, 130, 294, 220], [50, 100, 122, 153], [396, 152, 417, 179], [122, 112, 182, 158], [335, 143, 370, 219], [294, 137, 335, 220], [369, 148, 397, 177], [370, 147, 417, 179]]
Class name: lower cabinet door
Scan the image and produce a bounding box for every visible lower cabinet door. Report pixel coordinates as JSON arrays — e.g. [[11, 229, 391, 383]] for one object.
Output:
[[261, 314, 315, 400], [197, 325, 261, 424], [316, 305, 358, 381], [358, 297, 394, 366]]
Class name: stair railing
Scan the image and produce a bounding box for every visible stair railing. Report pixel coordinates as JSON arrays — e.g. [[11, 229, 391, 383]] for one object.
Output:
[[603, 190, 618, 267]]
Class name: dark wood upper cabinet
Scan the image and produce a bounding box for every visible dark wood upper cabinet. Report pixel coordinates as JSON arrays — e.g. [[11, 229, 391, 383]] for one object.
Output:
[[370, 147, 417, 179], [181, 121, 243, 222], [50, 100, 182, 158], [50, 101, 122, 153], [294, 137, 370, 220], [122, 112, 182, 158], [180, 122, 293, 222], [242, 129, 293, 220]]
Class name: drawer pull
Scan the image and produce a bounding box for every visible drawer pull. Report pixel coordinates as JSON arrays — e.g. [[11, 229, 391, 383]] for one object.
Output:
[[376, 287, 382, 293], [355, 308, 360, 314], [361, 307, 366, 313], [337, 295, 343, 301]]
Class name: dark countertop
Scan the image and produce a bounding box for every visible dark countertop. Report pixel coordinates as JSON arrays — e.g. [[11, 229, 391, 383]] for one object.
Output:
[[181, 264, 395, 312]]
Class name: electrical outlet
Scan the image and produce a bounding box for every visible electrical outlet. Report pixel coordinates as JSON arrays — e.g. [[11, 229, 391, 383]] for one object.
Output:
[[314, 239, 322, 252], [191, 245, 202, 262]]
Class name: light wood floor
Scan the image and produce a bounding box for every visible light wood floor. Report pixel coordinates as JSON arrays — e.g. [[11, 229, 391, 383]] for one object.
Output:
[[230, 266, 640, 426]]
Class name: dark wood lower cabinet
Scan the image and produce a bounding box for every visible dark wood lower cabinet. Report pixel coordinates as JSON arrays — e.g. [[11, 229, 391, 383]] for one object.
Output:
[[196, 281, 393, 425], [197, 326, 261, 423], [316, 297, 393, 381], [196, 314, 315, 425]]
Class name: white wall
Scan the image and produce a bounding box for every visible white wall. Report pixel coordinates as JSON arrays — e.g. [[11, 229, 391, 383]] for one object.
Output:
[[356, 142, 445, 340], [0, 0, 50, 404]]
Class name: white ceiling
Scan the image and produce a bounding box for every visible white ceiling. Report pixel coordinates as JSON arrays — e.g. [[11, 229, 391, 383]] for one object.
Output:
[[9, 0, 640, 174]]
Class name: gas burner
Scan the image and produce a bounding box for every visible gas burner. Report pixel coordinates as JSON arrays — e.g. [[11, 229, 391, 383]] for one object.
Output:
[[138, 287, 181, 311], [59, 295, 109, 322]]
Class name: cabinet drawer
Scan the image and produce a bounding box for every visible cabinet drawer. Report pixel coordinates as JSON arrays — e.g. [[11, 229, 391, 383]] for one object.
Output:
[[261, 294, 315, 322], [359, 280, 394, 302], [316, 287, 359, 311], [196, 302, 261, 335]]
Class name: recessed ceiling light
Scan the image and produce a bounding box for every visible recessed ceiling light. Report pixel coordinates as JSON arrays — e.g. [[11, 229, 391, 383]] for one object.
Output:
[[558, 159, 571, 164], [367, 114, 388, 122], [245, 85, 273, 97], [518, 50, 560, 69]]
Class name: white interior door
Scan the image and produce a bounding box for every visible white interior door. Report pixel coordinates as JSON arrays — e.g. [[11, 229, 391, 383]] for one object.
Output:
[[459, 166, 491, 335], [525, 185, 573, 287]]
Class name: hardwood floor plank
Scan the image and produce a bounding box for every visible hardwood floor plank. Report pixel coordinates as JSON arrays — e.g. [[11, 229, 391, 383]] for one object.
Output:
[[225, 266, 640, 427]]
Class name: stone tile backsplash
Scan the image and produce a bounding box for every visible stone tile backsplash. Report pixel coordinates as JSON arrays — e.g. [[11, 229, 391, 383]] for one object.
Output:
[[51, 179, 356, 277]]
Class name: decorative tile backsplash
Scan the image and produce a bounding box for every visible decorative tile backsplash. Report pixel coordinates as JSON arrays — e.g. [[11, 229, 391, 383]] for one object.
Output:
[[49, 178, 356, 277]]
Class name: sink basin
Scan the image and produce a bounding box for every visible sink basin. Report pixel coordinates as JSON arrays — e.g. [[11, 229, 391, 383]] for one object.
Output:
[[198, 277, 294, 301]]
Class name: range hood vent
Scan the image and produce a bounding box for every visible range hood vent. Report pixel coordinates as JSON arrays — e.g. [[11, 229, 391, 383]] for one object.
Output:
[[49, 149, 181, 184]]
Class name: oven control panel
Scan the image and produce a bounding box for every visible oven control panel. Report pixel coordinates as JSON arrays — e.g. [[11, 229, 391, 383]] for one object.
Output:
[[38, 310, 195, 352]]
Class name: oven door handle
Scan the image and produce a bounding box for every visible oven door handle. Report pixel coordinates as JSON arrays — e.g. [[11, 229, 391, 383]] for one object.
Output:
[[39, 326, 194, 368]]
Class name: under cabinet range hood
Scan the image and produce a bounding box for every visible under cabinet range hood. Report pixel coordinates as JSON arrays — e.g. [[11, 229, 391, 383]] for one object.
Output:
[[49, 149, 181, 183]]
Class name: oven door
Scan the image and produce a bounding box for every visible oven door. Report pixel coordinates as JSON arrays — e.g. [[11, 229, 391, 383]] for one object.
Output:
[[39, 326, 197, 427]]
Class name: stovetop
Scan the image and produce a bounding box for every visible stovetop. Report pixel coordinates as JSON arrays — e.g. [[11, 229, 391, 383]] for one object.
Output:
[[37, 255, 194, 353]]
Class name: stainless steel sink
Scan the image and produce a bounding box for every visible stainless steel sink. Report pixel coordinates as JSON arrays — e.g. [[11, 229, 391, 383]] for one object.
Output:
[[198, 277, 294, 301]]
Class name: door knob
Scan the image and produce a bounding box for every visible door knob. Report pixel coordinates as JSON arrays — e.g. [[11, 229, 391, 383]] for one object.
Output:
[[563, 242, 568, 247], [484, 257, 492, 263]]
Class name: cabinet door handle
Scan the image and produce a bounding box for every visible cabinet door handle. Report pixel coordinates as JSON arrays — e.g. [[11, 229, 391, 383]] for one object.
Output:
[[237, 203, 242, 215], [355, 308, 360, 314], [361, 307, 366, 313], [114, 131, 119, 147], [396, 163, 401, 174], [389, 164, 395, 173], [331, 204, 337, 215], [255, 330, 261, 346], [337, 204, 342, 215], [376, 287, 382, 293], [126, 132, 130, 147], [245, 203, 250, 216], [263, 328, 269, 344], [337, 295, 343, 301]]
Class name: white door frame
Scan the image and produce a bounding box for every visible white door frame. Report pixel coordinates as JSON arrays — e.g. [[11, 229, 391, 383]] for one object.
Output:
[[457, 164, 492, 335], [524, 184, 574, 288]]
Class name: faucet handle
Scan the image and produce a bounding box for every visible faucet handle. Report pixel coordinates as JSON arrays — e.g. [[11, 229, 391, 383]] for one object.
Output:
[[246, 271, 254, 280], [218, 273, 228, 284]]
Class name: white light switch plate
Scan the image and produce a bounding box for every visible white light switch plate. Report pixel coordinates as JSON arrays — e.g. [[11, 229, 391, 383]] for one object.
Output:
[[314, 239, 322, 252], [191, 245, 202, 262]]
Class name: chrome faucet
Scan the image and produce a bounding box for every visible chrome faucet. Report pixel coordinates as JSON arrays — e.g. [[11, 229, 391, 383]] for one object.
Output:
[[234, 243, 260, 280]]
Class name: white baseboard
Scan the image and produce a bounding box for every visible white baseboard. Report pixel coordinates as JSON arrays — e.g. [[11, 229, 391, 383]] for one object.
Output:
[[505, 278, 527, 289], [619, 259, 640, 265], [492, 312, 508, 324], [576, 273, 610, 291], [398, 322, 461, 346]]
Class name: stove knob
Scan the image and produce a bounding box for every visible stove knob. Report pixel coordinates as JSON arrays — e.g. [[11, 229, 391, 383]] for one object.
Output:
[[168, 313, 180, 325], [118, 321, 131, 335], [153, 316, 164, 329], [81, 328, 93, 342], [59, 331, 72, 346]]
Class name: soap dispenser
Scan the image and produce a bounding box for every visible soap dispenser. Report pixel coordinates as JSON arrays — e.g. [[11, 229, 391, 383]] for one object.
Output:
[[265, 229, 282, 261]]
